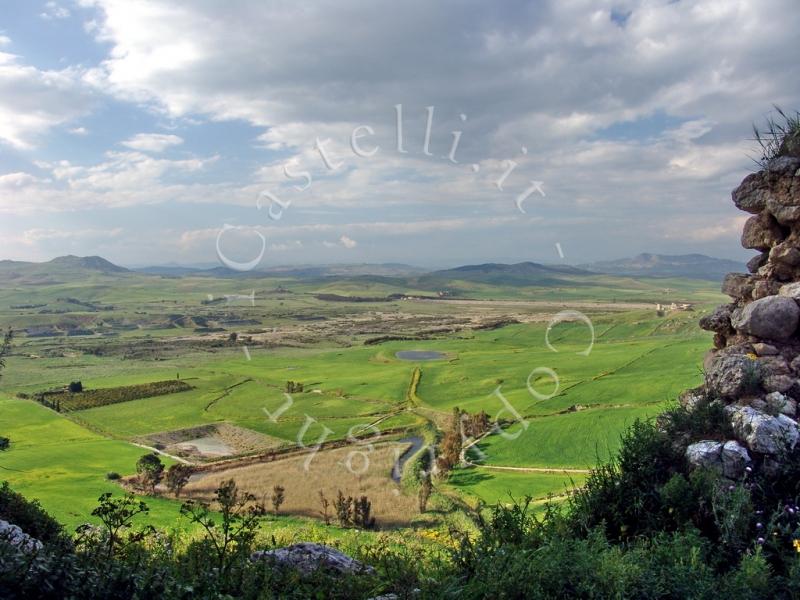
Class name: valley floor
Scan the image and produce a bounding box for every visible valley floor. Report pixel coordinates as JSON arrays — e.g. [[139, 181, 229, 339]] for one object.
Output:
[[0, 269, 720, 534]]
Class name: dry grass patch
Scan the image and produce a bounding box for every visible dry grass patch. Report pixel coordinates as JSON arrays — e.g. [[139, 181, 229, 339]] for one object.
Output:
[[140, 423, 283, 460], [182, 441, 419, 527]]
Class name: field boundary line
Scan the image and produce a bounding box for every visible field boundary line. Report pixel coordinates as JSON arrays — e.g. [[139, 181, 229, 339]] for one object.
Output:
[[204, 377, 253, 412]]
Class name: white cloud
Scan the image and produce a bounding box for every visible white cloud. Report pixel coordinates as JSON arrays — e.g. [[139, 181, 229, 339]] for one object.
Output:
[[661, 215, 749, 243], [20, 227, 122, 244], [269, 240, 303, 252], [4, 1, 799, 262], [121, 133, 183, 153], [40, 2, 71, 20], [0, 172, 39, 188], [0, 53, 93, 149], [339, 235, 357, 249], [0, 152, 218, 214], [69, 127, 89, 135]]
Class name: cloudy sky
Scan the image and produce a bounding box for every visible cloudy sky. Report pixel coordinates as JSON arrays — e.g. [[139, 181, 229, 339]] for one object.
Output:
[[0, 0, 798, 268]]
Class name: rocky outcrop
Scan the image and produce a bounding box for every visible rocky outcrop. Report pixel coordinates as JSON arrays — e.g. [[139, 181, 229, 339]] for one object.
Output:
[[725, 405, 799, 454], [730, 296, 799, 341], [0, 519, 43, 553], [685, 440, 751, 478], [251, 543, 374, 576], [690, 151, 800, 470]]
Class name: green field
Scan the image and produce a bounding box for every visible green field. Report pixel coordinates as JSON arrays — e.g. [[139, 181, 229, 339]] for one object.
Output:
[[0, 263, 722, 528], [0, 395, 184, 530]]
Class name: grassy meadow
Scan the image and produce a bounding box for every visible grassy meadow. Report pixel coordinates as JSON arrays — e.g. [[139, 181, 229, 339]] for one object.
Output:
[[0, 264, 722, 530]]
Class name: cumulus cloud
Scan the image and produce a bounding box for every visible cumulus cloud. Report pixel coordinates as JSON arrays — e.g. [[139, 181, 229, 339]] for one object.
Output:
[[121, 133, 183, 153], [5, 0, 800, 262], [0, 151, 218, 214], [0, 52, 93, 149], [0, 172, 39, 188]]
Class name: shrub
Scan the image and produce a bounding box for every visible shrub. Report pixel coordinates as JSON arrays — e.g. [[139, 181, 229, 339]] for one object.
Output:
[[353, 495, 376, 530], [271, 485, 285, 514], [0, 481, 66, 547], [568, 418, 684, 541], [179, 479, 264, 579], [334, 490, 352, 527], [164, 464, 192, 498], [105, 472, 121, 481]]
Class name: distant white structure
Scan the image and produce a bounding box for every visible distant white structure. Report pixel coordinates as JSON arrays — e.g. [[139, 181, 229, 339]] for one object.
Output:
[[656, 302, 693, 312]]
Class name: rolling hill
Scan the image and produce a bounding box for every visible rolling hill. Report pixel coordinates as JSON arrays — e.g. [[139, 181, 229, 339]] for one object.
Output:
[[0, 255, 129, 284], [581, 253, 744, 280]]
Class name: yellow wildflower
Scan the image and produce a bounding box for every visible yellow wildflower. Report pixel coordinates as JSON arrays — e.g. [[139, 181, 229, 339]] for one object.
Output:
[[746, 353, 758, 360], [793, 539, 800, 553]]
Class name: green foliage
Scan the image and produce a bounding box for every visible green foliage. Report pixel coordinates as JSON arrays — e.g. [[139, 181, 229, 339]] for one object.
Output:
[[419, 472, 433, 513], [135, 453, 164, 493], [179, 479, 264, 578], [35, 379, 192, 412], [569, 418, 684, 541], [438, 495, 797, 599], [285, 380, 304, 393], [77, 492, 152, 558], [0, 484, 379, 599], [0, 328, 12, 380], [659, 398, 734, 441], [0, 481, 66, 547]]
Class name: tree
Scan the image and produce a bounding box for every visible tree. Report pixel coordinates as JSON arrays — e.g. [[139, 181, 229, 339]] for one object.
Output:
[[285, 380, 304, 393], [437, 407, 463, 475], [228, 331, 238, 343], [318, 490, 332, 525], [334, 490, 353, 527], [271, 485, 285, 514], [0, 329, 12, 380], [419, 472, 433, 513], [78, 492, 152, 558], [353, 495, 376, 529], [180, 479, 264, 576], [135, 453, 164, 494], [165, 463, 192, 497], [68, 381, 83, 393]]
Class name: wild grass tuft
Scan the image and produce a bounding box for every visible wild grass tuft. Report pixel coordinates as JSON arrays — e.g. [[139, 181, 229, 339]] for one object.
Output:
[[752, 105, 800, 167]]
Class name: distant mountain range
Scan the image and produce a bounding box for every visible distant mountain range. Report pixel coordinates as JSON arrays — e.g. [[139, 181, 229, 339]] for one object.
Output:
[[580, 253, 745, 281], [134, 263, 428, 278], [0, 253, 744, 286], [421, 261, 592, 287]]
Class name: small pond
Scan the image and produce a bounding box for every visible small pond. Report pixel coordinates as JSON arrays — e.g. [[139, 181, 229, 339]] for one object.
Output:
[[395, 350, 447, 361]]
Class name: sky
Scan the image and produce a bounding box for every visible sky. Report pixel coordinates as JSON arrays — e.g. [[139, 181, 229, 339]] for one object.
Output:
[[0, 0, 799, 268]]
